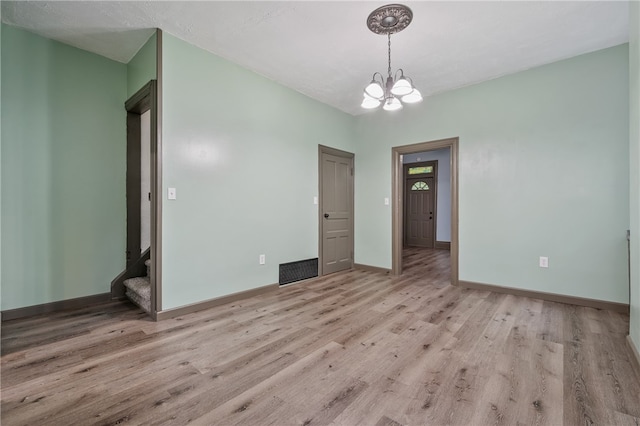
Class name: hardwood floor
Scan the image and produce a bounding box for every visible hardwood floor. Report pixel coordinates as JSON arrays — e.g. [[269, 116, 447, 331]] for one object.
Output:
[[2, 248, 640, 425]]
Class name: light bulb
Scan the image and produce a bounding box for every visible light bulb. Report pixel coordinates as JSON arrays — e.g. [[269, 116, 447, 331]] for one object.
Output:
[[361, 94, 381, 109], [383, 96, 403, 111], [364, 81, 384, 99], [391, 77, 413, 96], [402, 88, 423, 104]]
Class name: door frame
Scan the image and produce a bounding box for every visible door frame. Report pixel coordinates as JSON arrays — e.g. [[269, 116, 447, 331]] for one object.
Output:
[[318, 145, 355, 276], [124, 79, 162, 319], [391, 137, 459, 282], [404, 160, 438, 248]]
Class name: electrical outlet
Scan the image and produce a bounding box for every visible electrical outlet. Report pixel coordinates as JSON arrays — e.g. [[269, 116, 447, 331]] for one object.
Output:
[[259, 254, 266, 265], [539, 256, 549, 268]]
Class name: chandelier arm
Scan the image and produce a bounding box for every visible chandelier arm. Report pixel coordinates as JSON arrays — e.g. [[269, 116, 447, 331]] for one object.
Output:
[[372, 72, 385, 84]]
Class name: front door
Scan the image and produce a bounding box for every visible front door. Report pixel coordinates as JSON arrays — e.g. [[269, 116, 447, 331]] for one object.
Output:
[[404, 161, 437, 248], [320, 147, 354, 275]]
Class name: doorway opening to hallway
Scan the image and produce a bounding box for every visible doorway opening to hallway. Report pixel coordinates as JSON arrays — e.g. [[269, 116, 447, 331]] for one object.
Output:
[[391, 137, 459, 283]]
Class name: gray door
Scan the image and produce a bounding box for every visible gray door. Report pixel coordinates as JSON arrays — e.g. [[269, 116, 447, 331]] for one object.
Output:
[[320, 148, 354, 275], [126, 110, 142, 267], [405, 176, 436, 248]]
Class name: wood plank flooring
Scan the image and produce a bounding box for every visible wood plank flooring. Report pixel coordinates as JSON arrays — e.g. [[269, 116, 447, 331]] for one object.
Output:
[[2, 248, 640, 425]]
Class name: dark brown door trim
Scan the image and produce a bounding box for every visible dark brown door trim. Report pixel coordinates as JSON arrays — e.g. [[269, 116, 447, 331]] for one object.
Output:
[[154, 29, 163, 318], [391, 138, 459, 283], [124, 75, 161, 319], [318, 145, 355, 276]]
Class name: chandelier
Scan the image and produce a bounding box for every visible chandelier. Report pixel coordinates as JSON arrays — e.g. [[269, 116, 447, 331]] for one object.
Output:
[[361, 4, 423, 111]]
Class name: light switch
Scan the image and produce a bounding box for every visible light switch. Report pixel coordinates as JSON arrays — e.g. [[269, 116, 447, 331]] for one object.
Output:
[[313, 196, 318, 205], [168, 187, 177, 200], [384, 197, 389, 206]]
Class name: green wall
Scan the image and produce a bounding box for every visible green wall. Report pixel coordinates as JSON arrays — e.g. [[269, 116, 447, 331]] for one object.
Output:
[[127, 31, 157, 98], [1, 24, 632, 320], [629, 1, 640, 354], [354, 45, 630, 303], [160, 33, 355, 310], [1, 25, 127, 310]]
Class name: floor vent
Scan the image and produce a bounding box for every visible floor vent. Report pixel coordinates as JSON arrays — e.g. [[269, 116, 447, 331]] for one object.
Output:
[[279, 258, 318, 286]]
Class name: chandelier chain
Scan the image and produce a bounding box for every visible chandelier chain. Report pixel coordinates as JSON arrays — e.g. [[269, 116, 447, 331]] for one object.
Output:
[[387, 33, 392, 78]]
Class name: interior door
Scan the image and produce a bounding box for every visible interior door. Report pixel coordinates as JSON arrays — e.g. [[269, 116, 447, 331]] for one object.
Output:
[[126, 111, 142, 267], [140, 110, 151, 252], [405, 176, 436, 248], [320, 149, 354, 275], [126, 109, 152, 263]]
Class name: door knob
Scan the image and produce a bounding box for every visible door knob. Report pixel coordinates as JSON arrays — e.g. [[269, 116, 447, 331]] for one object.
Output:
[[324, 213, 330, 218]]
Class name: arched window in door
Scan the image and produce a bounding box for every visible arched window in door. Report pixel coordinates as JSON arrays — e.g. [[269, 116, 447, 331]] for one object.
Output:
[[411, 181, 429, 191]]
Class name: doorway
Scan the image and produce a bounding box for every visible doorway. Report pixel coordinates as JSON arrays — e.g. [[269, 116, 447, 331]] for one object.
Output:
[[122, 80, 161, 318], [392, 137, 459, 281], [404, 161, 437, 248], [318, 145, 354, 276]]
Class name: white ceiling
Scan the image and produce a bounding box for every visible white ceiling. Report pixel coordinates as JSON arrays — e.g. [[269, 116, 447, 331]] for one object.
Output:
[[1, 1, 629, 116]]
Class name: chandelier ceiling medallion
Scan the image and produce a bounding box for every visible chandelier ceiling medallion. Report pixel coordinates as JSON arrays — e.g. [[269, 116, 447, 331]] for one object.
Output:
[[361, 4, 423, 111]]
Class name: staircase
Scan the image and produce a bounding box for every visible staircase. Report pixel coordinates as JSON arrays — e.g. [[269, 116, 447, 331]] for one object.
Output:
[[123, 259, 151, 313]]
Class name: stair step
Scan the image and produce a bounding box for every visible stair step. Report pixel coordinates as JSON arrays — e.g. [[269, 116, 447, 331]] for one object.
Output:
[[123, 276, 151, 313]]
